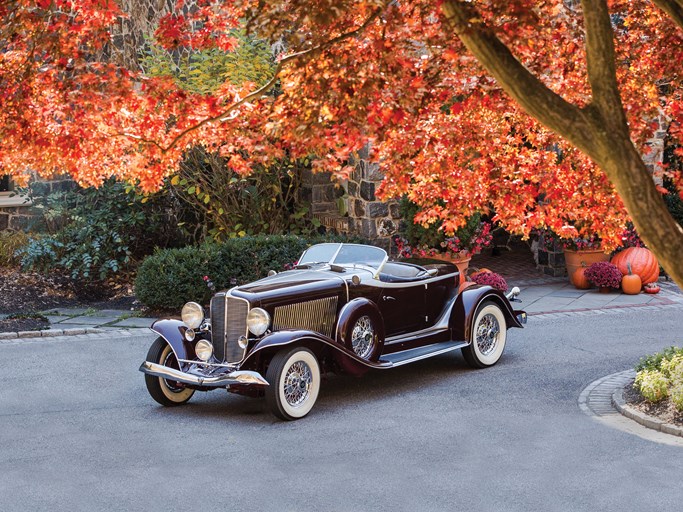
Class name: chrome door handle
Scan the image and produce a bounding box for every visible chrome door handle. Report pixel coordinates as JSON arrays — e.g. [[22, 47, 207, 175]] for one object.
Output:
[[382, 296, 396, 301]]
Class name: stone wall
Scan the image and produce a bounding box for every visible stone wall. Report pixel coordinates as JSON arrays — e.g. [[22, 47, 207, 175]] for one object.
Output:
[[304, 146, 401, 252]]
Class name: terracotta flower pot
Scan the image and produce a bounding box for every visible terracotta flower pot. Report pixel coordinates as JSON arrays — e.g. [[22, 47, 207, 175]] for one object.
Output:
[[564, 249, 609, 284], [430, 253, 472, 276]]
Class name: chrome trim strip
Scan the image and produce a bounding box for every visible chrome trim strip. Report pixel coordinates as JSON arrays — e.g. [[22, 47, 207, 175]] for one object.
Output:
[[177, 358, 236, 368], [387, 342, 469, 367], [361, 272, 458, 289], [140, 361, 269, 387]]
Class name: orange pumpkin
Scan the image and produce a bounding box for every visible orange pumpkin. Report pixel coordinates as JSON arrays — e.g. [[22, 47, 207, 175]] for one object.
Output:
[[469, 267, 492, 279], [610, 247, 659, 284], [571, 266, 591, 289], [621, 263, 642, 295]]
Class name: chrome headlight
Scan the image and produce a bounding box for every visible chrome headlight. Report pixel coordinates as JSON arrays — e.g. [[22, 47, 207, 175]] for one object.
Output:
[[181, 302, 204, 329], [195, 339, 213, 362], [246, 308, 270, 336]]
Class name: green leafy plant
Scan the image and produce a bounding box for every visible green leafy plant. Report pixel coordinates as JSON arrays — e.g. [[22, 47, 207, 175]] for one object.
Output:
[[169, 149, 318, 241], [18, 179, 180, 282], [635, 346, 683, 373]]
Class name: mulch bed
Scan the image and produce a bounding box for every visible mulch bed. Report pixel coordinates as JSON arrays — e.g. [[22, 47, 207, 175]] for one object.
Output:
[[624, 384, 683, 427], [0, 316, 49, 332], [0, 267, 138, 316]]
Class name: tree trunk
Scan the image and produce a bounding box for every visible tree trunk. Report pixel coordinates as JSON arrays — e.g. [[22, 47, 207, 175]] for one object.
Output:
[[440, 0, 683, 286]]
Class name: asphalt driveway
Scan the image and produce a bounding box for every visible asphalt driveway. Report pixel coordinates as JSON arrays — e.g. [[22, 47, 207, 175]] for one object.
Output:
[[1, 305, 682, 511]]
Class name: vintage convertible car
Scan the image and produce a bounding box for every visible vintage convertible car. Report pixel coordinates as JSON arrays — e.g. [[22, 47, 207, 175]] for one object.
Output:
[[140, 243, 526, 420]]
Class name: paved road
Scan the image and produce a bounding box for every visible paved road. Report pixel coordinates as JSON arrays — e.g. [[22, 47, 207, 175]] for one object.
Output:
[[1, 306, 682, 512]]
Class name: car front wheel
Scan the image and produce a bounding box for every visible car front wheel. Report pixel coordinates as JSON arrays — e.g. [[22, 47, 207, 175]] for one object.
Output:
[[265, 347, 321, 420], [462, 302, 507, 368], [144, 337, 195, 406]]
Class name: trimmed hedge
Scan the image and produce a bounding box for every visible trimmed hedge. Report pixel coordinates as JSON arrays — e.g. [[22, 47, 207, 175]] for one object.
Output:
[[135, 234, 366, 310]]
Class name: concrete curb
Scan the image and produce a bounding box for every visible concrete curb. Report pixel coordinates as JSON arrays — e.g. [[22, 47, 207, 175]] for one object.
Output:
[[0, 327, 148, 342], [612, 382, 683, 438]]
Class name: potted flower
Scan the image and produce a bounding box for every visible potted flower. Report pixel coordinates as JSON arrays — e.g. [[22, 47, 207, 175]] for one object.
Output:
[[395, 203, 493, 274], [536, 227, 609, 283], [584, 261, 622, 293]]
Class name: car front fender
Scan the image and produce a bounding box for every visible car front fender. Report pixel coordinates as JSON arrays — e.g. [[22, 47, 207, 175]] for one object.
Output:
[[449, 285, 525, 342], [150, 319, 196, 367]]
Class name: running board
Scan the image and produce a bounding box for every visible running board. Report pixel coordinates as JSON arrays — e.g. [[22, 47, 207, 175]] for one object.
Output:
[[379, 341, 469, 367]]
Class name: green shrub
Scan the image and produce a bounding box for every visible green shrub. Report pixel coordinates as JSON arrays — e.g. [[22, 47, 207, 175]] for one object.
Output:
[[634, 370, 669, 403], [135, 234, 367, 310], [635, 345, 683, 373], [18, 179, 181, 281], [0, 231, 29, 267]]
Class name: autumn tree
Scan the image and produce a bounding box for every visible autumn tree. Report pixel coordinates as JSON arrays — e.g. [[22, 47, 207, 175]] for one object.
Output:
[[1, 0, 683, 284]]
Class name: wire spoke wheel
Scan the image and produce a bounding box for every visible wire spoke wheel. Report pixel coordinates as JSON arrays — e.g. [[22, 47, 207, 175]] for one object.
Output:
[[266, 347, 321, 420], [462, 302, 507, 368], [475, 313, 500, 356], [351, 315, 375, 359]]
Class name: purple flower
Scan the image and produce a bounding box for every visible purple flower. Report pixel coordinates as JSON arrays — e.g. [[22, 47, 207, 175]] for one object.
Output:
[[471, 271, 508, 292], [584, 261, 622, 288]]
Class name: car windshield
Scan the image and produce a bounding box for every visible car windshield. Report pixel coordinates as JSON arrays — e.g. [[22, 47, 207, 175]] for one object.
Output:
[[299, 243, 388, 272]]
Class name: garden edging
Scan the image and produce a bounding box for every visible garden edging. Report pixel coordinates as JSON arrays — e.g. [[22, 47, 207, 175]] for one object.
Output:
[[612, 383, 683, 438], [0, 327, 141, 341]]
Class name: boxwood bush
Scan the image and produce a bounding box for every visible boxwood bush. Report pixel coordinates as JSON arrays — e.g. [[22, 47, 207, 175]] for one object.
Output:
[[135, 234, 366, 310]]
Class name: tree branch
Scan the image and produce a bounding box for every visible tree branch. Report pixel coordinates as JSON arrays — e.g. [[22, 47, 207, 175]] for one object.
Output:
[[652, 0, 683, 31], [157, 7, 385, 154], [440, 0, 601, 160], [581, 0, 629, 135]]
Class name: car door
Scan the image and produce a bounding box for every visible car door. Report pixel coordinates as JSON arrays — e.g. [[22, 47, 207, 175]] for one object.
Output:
[[379, 283, 426, 336], [425, 275, 457, 326]]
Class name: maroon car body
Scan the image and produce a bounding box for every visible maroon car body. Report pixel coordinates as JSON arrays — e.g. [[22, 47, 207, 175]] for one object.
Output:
[[140, 243, 526, 420]]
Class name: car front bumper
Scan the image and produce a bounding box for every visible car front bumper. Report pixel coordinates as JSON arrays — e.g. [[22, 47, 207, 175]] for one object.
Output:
[[139, 361, 269, 388]]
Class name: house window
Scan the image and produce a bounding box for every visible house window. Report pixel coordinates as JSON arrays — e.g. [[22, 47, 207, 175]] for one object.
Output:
[[0, 175, 31, 207], [0, 175, 10, 193]]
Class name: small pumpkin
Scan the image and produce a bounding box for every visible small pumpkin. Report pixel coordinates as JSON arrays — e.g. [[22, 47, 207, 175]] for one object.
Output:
[[621, 262, 642, 295], [611, 247, 659, 284], [571, 265, 591, 290], [469, 267, 492, 279], [644, 282, 661, 294]]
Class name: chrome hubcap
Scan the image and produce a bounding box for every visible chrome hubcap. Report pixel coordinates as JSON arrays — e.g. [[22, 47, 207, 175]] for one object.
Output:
[[283, 361, 312, 407], [476, 314, 500, 356], [351, 315, 374, 358]]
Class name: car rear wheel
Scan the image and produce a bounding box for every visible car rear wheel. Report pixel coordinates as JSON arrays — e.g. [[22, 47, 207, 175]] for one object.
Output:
[[462, 302, 507, 368], [265, 347, 321, 420], [144, 337, 195, 406]]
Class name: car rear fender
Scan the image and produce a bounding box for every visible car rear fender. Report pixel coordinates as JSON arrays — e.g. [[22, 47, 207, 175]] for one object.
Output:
[[242, 329, 390, 377], [150, 319, 196, 366], [449, 285, 524, 342]]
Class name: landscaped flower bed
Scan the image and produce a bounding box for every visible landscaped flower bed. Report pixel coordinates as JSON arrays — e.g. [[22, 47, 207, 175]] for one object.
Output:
[[626, 346, 683, 427]]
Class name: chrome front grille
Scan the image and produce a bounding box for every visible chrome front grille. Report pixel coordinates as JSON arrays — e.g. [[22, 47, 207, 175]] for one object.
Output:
[[273, 296, 338, 338], [210, 294, 249, 363]]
